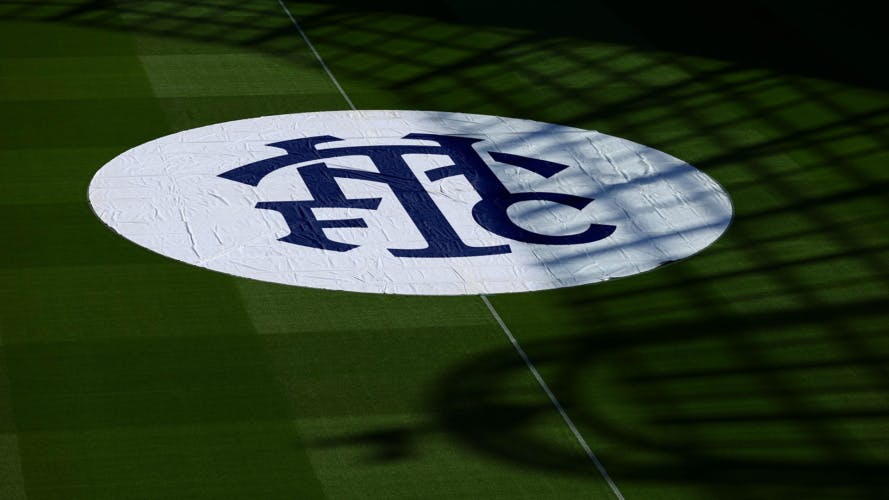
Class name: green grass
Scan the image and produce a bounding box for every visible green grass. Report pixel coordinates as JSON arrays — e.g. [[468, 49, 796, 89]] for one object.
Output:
[[1, 0, 888, 498]]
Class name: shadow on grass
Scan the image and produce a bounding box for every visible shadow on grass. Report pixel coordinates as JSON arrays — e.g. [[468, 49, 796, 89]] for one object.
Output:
[[3, 2, 888, 497], [429, 295, 889, 497]]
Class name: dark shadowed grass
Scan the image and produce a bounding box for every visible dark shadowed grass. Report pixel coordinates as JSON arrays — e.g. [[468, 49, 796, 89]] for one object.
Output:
[[0, 0, 887, 498]]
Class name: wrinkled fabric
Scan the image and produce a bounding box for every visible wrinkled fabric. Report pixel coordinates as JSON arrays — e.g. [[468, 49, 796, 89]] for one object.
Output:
[[88, 110, 733, 295]]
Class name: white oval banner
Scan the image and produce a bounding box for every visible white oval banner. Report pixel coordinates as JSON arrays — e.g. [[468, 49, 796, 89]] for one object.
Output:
[[89, 110, 732, 295]]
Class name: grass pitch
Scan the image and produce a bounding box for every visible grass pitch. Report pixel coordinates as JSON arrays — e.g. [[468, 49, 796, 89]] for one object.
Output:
[[1, 1, 888, 498]]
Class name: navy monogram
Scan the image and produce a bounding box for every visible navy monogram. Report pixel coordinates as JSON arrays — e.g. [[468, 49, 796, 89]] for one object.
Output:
[[219, 134, 615, 257]]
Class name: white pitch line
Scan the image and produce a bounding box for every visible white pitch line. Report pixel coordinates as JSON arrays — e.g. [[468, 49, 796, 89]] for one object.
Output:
[[480, 294, 625, 500], [277, 0, 356, 110], [275, 2, 624, 497]]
